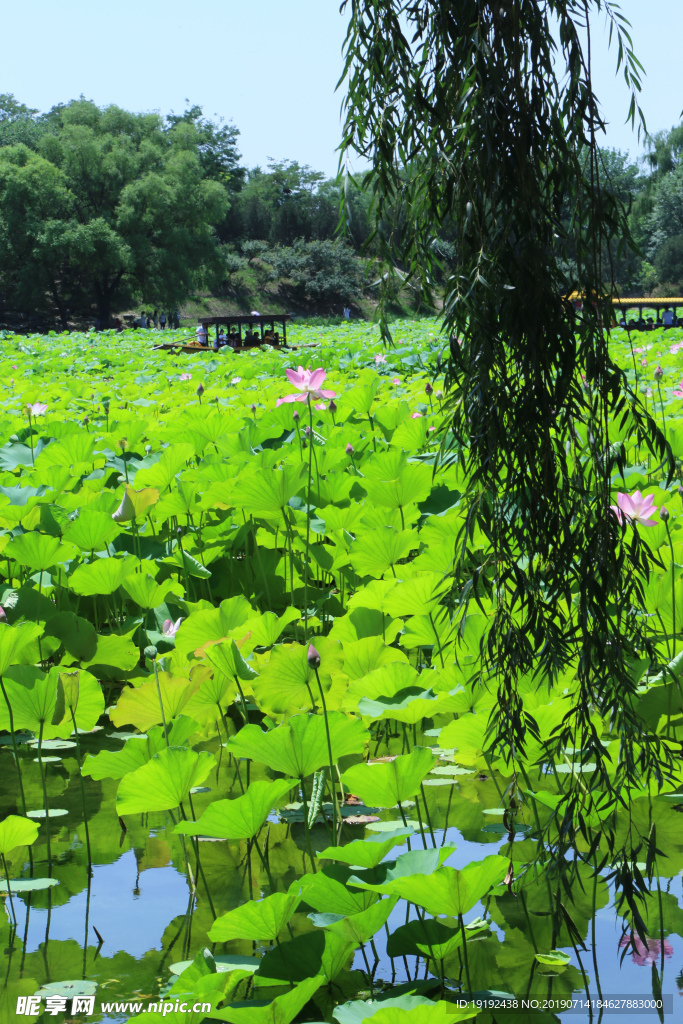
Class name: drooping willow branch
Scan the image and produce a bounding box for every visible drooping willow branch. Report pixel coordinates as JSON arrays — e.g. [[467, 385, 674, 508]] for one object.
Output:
[[339, 0, 677, 924]]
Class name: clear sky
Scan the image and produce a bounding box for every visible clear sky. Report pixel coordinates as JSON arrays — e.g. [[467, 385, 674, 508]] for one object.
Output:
[[2, 0, 682, 178]]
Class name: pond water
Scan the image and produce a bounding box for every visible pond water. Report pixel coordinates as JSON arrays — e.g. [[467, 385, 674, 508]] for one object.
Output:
[[2, 725, 681, 1024]]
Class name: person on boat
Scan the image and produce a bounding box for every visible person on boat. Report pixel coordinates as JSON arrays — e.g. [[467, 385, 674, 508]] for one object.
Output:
[[229, 328, 239, 347], [218, 329, 228, 346], [196, 324, 208, 346], [663, 307, 674, 327]]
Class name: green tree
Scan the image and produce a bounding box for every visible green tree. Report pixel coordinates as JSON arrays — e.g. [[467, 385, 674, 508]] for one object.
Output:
[[0, 99, 230, 327]]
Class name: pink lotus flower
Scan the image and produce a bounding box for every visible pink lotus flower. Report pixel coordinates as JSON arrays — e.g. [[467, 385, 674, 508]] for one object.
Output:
[[27, 402, 47, 416], [374, 353, 387, 365], [162, 617, 183, 638], [610, 491, 658, 527], [641, 358, 647, 366], [619, 935, 673, 967], [673, 378, 683, 398], [392, 377, 400, 385], [180, 373, 192, 381], [231, 377, 242, 384], [411, 412, 422, 419], [314, 402, 326, 411], [277, 366, 336, 406]]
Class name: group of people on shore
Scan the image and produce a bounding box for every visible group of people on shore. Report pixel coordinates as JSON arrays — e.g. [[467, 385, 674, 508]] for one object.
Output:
[[138, 310, 180, 329]]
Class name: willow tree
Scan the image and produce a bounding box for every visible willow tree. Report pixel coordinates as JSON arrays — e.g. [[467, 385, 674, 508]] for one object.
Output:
[[340, 0, 674, 929]]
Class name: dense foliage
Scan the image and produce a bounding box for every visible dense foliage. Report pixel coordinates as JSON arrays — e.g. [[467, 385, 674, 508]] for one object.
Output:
[[0, 319, 682, 1021]]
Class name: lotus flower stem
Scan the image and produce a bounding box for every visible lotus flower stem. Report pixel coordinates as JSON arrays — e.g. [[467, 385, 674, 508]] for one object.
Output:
[[251, 834, 276, 892], [69, 709, 92, 872], [312, 662, 338, 844], [412, 796, 429, 850], [418, 784, 437, 847], [303, 397, 315, 641], [151, 656, 170, 746], [457, 913, 473, 995], [1, 852, 17, 935], [0, 677, 29, 822], [37, 720, 52, 874], [297, 776, 317, 871], [664, 515, 676, 659], [27, 410, 34, 465]]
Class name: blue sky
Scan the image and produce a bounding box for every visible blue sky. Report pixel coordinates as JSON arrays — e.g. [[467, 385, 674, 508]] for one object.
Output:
[[3, 0, 682, 177]]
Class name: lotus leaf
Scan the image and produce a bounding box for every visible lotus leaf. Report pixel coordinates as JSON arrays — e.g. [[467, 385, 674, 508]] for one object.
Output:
[[174, 779, 294, 840], [228, 713, 369, 778], [116, 746, 216, 814]]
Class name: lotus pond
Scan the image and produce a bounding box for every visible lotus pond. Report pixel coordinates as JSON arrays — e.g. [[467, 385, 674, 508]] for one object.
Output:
[[1, 318, 683, 1024]]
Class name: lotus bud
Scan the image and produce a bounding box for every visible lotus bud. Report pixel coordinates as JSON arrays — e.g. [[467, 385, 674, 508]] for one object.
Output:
[[83, 416, 89, 425], [251, 404, 256, 414], [0, 606, 6, 621], [661, 506, 670, 522], [144, 645, 158, 660], [425, 382, 433, 395], [145, 444, 152, 453], [329, 399, 337, 413], [196, 383, 204, 397], [307, 644, 321, 669], [679, 485, 683, 499], [111, 486, 136, 522], [346, 443, 354, 455], [305, 425, 311, 436], [435, 390, 444, 399], [654, 365, 664, 381], [177, 525, 183, 536], [293, 410, 300, 422]]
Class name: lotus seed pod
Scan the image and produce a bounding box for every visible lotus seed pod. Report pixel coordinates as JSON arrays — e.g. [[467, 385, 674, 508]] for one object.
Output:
[[144, 645, 158, 660], [307, 644, 321, 669]]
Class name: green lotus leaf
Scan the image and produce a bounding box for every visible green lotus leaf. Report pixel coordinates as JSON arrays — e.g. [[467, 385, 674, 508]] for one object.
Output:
[[121, 573, 184, 610], [212, 975, 323, 1024], [174, 779, 295, 840], [209, 891, 301, 942], [231, 464, 306, 515], [5, 533, 77, 572], [353, 854, 509, 917], [254, 929, 354, 986], [347, 846, 456, 897], [64, 508, 120, 551], [333, 996, 476, 1024], [133, 442, 195, 490], [251, 637, 344, 713], [43, 613, 97, 661], [295, 864, 379, 916], [116, 746, 216, 815], [340, 747, 436, 806], [342, 636, 408, 680], [0, 814, 40, 855], [310, 896, 398, 945], [182, 671, 237, 726], [382, 573, 451, 617], [437, 714, 489, 766], [0, 622, 44, 675], [534, 950, 571, 966], [0, 876, 60, 891], [110, 675, 200, 730], [317, 829, 413, 869], [204, 638, 258, 682], [348, 528, 419, 579], [69, 555, 139, 596], [387, 917, 488, 960], [80, 627, 140, 677], [80, 718, 198, 780], [174, 596, 254, 661], [228, 713, 369, 778]]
